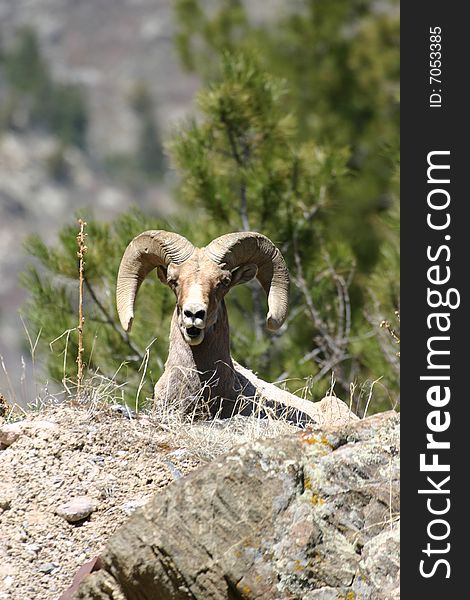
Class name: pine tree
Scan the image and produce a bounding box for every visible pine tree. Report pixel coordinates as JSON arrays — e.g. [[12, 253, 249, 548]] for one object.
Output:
[[173, 0, 400, 408], [174, 0, 400, 272]]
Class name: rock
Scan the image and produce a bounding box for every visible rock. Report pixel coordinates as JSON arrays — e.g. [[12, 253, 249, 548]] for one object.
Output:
[[76, 411, 399, 599], [120, 498, 148, 516], [0, 561, 17, 583], [0, 422, 23, 447], [314, 395, 358, 426], [56, 497, 97, 523], [353, 528, 400, 599], [38, 562, 60, 574], [303, 588, 354, 599], [0, 420, 59, 448], [0, 403, 204, 599]]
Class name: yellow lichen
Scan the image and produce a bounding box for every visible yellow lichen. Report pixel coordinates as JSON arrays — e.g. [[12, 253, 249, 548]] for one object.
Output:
[[294, 560, 304, 572], [299, 432, 334, 450], [303, 477, 326, 505], [311, 494, 325, 506], [320, 434, 335, 449], [300, 433, 321, 445]]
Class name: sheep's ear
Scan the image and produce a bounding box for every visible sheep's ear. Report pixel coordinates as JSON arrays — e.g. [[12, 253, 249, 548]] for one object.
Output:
[[230, 263, 258, 287], [156, 265, 168, 285]]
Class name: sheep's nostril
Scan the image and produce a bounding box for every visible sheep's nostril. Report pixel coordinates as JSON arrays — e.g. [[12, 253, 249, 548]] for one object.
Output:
[[183, 308, 206, 320]]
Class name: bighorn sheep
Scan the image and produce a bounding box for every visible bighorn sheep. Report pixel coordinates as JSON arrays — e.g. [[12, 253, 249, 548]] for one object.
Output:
[[116, 230, 354, 425]]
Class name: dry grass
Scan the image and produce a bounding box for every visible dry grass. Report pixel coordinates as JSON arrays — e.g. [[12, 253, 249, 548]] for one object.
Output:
[[150, 378, 303, 455], [348, 377, 397, 418], [0, 319, 54, 420], [153, 408, 298, 461], [1, 335, 300, 461]]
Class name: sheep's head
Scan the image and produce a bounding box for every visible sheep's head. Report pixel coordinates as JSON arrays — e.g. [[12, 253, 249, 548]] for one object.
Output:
[[116, 231, 290, 346]]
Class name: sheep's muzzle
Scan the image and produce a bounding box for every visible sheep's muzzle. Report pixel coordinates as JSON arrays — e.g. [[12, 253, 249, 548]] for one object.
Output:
[[184, 325, 205, 345], [178, 298, 209, 346]]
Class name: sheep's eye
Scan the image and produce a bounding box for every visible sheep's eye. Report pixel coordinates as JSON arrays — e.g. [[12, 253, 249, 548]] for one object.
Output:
[[167, 277, 178, 288], [220, 276, 232, 288]]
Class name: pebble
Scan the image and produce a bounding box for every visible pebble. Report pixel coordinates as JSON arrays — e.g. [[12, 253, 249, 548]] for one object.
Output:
[[164, 459, 184, 480], [110, 404, 136, 418], [38, 563, 59, 574], [121, 498, 147, 515], [0, 420, 58, 448], [0, 423, 22, 447], [89, 454, 105, 465], [56, 496, 97, 523], [15, 529, 28, 542], [25, 543, 41, 555]]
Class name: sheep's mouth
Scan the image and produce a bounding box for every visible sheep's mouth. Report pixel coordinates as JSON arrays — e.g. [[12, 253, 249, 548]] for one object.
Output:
[[183, 326, 205, 345], [186, 326, 201, 338]]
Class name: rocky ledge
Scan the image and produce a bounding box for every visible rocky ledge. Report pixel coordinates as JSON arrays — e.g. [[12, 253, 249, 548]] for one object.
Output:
[[74, 411, 399, 599]]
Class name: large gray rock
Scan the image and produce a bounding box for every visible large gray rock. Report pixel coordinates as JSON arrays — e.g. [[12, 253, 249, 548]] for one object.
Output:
[[75, 411, 399, 599]]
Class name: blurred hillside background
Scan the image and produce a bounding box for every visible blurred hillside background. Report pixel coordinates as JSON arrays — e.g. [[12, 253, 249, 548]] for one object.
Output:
[[0, 0, 399, 413]]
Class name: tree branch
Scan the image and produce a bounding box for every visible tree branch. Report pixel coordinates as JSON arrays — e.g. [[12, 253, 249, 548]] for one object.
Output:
[[220, 110, 250, 231], [83, 274, 145, 363]]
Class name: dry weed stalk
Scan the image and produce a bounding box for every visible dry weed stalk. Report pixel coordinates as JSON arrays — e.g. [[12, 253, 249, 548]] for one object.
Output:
[[76, 219, 88, 397]]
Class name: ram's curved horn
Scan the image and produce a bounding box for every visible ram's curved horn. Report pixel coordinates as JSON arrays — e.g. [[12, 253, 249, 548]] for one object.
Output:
[[117, 230, 194, 332], [205, 232, 289, 331]]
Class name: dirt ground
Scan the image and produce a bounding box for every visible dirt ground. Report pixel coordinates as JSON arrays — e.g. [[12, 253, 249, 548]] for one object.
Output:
[[0, 402, 295, 599]]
